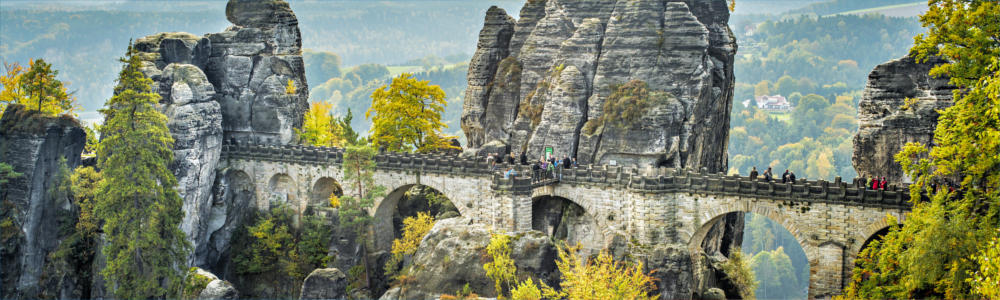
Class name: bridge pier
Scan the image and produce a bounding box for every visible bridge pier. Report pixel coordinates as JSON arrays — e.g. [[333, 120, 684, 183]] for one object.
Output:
[[490, 176, 534, 232], [809, 242, 848, 299]]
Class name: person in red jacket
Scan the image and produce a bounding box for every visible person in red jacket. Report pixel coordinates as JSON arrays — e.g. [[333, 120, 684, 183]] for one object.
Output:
[[880, 176, 887, 190], [871, 177, 879, 190]]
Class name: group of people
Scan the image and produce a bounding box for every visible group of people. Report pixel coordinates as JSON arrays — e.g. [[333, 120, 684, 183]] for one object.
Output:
[[748, 166, 797, 183], [867, 176, 889, 190], [485, 151, 578, 180]]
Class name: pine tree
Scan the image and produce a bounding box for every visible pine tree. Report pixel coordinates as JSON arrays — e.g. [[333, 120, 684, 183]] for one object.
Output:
[[338, 143, 385, 293], [94, 48, 191, 299]]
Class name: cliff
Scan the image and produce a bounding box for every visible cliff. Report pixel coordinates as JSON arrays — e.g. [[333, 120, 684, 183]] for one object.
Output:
[[131, 0, 308, 268], [0, 104, 86, 299], [853, 56, 955, 183], [461, 0, 736, 172]]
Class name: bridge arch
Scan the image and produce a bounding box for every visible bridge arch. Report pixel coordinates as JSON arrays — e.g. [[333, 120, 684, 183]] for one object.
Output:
[[687, 204, 810, 256], [372, 182, 468, 252], [267, 173, 296, 208], [309, 177, 342, 212], [531, 195, 606, 253]]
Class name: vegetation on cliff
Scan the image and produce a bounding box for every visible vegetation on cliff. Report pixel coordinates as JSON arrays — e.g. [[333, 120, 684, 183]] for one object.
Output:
[[93, 48, 190, 298], [0, 60, 77, 119], [844, 1, 1000, 298]]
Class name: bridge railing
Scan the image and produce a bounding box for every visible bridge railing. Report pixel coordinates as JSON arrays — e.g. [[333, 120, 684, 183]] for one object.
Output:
[[220, 140, 913, 210]]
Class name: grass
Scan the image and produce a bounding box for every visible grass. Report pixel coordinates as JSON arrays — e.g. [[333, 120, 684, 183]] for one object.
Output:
[[767, 111, 791, 122]]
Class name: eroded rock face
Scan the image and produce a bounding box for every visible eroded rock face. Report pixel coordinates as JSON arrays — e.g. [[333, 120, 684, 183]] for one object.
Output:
[[389, 217, 558, 299], [461, 0, 735, 172], [0, 104, 86, 299], [131, 0, 308, 268], [853, 56, 955, 183]]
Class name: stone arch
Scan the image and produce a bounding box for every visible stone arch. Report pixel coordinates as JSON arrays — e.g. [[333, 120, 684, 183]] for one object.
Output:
[[850, 215, 905, 256], [308, 177, 342, 212], [372, 183, 466, 251], [267, 173, 296, 208], [530, 195, 605, 253], [685, 200, 811, 257]]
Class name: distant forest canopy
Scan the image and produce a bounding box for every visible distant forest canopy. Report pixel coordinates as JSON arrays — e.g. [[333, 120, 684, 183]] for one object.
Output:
[[787, 0, 924, 16]]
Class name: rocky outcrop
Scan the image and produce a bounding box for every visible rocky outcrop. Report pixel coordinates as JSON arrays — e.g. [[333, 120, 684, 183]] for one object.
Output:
[[131, 0, 308, 268], [388, 217, 558, 299], [0, 104, 86, 299], [461, 0, 736, 172], [192, 267, 239, 299], [853, 56, 955, 183], [299, 268, 348, 300]]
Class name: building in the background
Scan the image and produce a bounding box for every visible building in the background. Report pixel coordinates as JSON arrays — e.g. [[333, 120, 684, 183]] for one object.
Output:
[[755, 95, 793, 111]]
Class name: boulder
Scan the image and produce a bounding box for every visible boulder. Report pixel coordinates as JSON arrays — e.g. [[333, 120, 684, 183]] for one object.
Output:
[[0, 104, 86, 298], [397, 218, 558, 299], [853, 56, 955, 183], [299, 268, 348, 300], [191, 267, 239, 299], [461, 0, 736, 172]]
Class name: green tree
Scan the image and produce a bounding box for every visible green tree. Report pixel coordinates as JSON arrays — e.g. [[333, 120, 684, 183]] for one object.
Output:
[[48, 165, 102, 298], [22, 59, 76, 116], [750, 247, 803, 300], [337, 108, 361, 145], [720, 247, 758, 300], [338, 143, 385, 293], [846, 1, 1000, 298], [93, 49, 191, 299], [753, 80, 771, 97], [366, 73, 457, 153]]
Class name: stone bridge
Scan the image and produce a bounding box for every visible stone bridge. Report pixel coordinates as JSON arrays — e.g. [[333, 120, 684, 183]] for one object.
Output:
[[218, 140, 912, 298]]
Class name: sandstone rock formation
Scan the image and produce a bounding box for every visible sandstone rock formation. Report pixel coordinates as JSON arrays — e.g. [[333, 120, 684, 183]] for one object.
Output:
[[385, 217, 558, 299], [299, 268, 348, 300], [192, 267, 240, 299], [853, 55, 955, 183], [462, 0, 736, 171], [131, 0, 308, 268], [0, 104, 86, 298]]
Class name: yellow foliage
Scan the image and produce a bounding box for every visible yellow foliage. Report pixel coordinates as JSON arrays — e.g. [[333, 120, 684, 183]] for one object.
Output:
[[285, 79, 296, 95], [1, 59, 77, 118], [328, 193, 340, 208], [385, 212, 436, 279], [391, 212, 435, 258], [719, 247, 757, 299], [296, 102, 344, 147], [366, 73, 459, 153], [728, 0, 736, 12], [546, 244, 658, 300], [483, 233, 518, 298], [510, 278, 542, 300]]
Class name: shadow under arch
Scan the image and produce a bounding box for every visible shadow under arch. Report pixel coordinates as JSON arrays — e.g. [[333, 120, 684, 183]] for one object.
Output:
[[372, 183, 461, 252], [267, 173, 295, 208], [531, 195, 605, 253], [308, 177, 343, 213], [688, 211, 811, 300], [204, 169, 257, 277]]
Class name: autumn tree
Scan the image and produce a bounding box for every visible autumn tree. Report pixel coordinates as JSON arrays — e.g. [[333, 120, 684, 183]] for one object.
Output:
[[338, 143, 385, 294], [1, 60, 77, 118], [845, 1, 1000, 298], [366, 73, 457, 153], [296, 101, 345, 147], [93, 49, 190, 299], [384, 212, 435, 278]]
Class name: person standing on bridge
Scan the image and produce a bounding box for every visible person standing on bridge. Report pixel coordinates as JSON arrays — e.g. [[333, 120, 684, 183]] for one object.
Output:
[[781, 169, 790, 183], [750, 166, 758, 180], [788, 171, 796, 183], [764, 167, 773, 182], [520, 151, 528, 165], [880, 176, 887, 190]]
